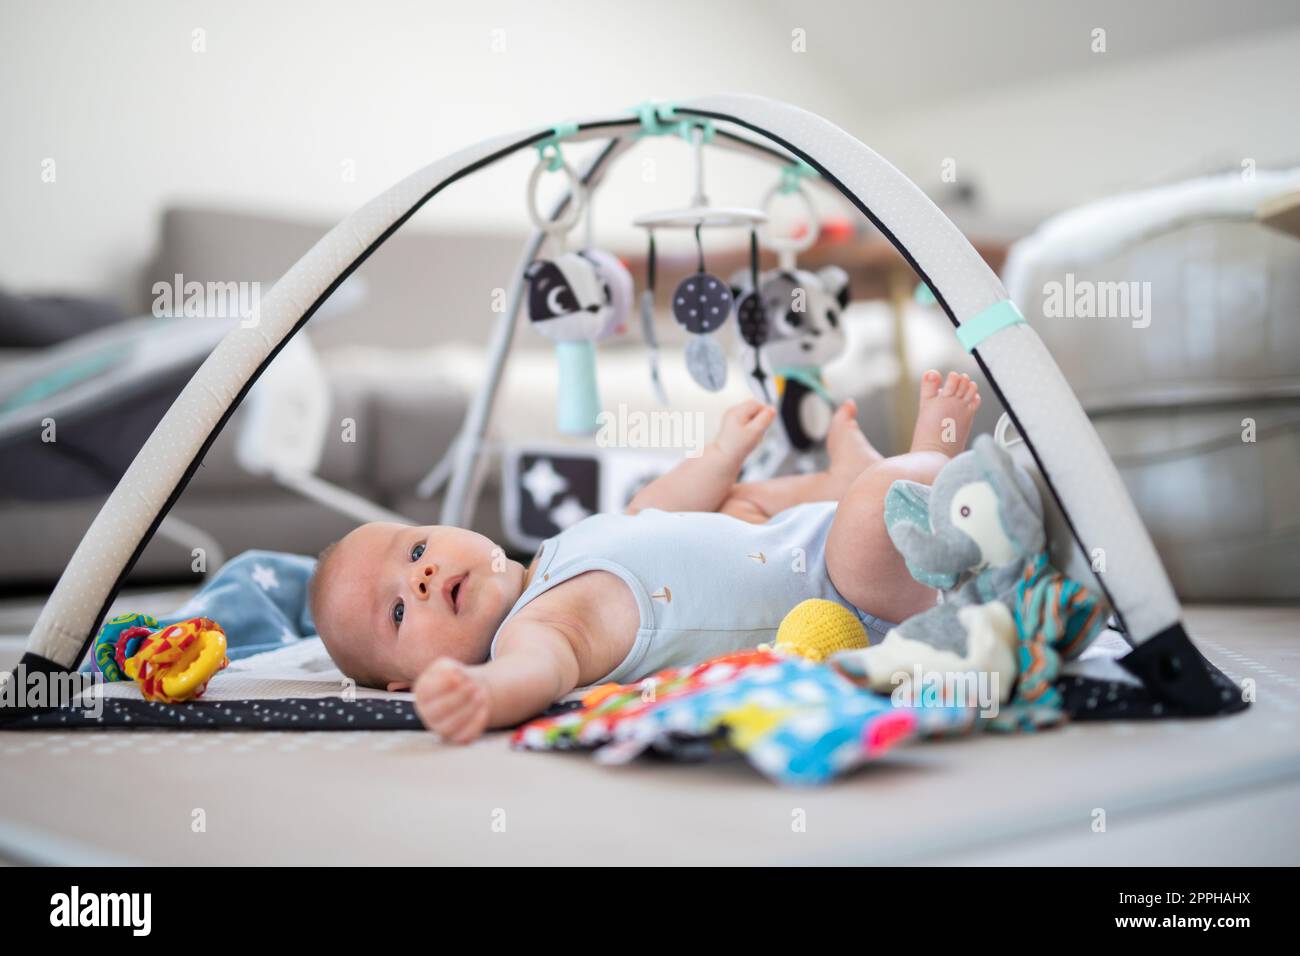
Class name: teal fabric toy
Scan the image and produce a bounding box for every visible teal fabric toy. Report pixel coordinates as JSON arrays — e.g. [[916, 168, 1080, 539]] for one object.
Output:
[[92, 611, 159, 682], [832, 435, 1107, 730]]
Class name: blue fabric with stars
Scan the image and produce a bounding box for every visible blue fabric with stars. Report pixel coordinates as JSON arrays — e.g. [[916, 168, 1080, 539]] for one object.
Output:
[[81, 550, 318, 671]]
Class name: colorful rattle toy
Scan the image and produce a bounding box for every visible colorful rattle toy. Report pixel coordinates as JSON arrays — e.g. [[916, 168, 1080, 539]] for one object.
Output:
[[92, 611, 159, 683], [92, 613, 229, 702]]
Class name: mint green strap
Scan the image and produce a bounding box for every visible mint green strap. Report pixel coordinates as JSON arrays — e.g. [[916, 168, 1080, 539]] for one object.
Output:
[[628, 100, 713, 144], [779, 159, 818, 194], [632, 100, 677, 135], [956, 300, 1026, 352], [535, 122, 579, 171]]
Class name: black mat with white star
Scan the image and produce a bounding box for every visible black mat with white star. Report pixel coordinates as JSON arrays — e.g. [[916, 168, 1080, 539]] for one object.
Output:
[[4, 697, 421, 730], [1, 668, 1247, 731]]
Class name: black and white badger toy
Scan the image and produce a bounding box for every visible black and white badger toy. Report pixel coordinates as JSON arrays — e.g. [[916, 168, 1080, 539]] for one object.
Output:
[[730, 264, 850, 453], [524, 248, 633, 434], [524, 249, 631, 342]]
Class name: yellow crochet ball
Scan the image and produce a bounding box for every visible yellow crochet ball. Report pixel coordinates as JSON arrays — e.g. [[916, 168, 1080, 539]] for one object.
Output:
[[775, 599, 869, 662]]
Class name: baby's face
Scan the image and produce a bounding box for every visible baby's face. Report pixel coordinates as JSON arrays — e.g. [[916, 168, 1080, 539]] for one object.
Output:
[[316, 522, 525, 689]]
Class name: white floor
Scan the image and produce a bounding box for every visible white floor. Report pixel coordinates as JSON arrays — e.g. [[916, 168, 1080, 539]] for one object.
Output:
[[1, 604, 1297, 865]]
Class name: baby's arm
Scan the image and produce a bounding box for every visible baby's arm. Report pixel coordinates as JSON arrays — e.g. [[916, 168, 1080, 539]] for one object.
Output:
[[412, 621, 580, 744], [627, 399, 776, 514]]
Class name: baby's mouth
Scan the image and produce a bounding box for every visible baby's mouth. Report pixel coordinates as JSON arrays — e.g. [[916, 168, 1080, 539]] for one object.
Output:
[[443, 573, 467, 614]]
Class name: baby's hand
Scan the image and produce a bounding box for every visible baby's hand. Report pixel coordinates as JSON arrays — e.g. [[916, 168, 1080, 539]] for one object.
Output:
[[413, 658, 491, 744], [713, 399, 777, 464]]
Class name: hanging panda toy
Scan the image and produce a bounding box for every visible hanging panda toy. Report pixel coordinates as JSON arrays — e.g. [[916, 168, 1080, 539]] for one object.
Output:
[[730, 264, 850, 452]]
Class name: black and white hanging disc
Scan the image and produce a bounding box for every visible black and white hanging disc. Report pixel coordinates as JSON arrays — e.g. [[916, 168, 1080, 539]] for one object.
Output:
[[672, 273, 733, 334]]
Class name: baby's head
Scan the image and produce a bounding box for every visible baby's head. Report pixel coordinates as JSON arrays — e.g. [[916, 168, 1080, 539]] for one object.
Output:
[[308, 522, 526, 690]]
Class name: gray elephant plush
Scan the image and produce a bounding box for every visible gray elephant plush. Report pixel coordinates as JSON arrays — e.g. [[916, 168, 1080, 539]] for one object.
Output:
[[833, 435, 1106, 728], [888, 434, 1044, 603]]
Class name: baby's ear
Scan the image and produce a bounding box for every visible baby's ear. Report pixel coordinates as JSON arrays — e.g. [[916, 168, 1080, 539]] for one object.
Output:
[[387, 679, 411, 692]]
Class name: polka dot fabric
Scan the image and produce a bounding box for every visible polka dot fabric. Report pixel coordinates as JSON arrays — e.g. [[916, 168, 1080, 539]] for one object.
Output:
[[1060, 669, 1247, 721], [7, 697, 419, 730]]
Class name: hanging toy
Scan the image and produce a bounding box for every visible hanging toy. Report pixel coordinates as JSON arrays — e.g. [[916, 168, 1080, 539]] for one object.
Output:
[[639, 232, 669, 405], [522, 130, 632, 434], [732, 265, 850, 451], [672, 224, 733, 392], [92, 613, 229, 702], [733, 229, 772, 402], [632, 119, 767, 396], [734, 166, 850, 452]]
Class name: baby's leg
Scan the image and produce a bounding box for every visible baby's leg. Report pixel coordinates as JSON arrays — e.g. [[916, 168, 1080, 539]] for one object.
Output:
[[628, 401, 775, 515], [825, 371, 981, 622], [824, 451, 950, 621], [720, 400, 881, 523]]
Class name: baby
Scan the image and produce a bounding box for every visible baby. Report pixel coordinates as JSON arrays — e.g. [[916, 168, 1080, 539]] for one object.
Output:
[[309, 370, 981, 743]]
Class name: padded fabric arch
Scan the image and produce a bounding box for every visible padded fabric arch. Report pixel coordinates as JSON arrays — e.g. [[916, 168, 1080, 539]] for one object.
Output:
[[11, 94, 1227, 716]]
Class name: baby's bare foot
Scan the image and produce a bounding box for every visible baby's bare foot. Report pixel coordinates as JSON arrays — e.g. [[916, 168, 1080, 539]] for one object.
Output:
[[910, 370, 981, 457], [827, 399, 882, 481], [713, 399, 777, 466]]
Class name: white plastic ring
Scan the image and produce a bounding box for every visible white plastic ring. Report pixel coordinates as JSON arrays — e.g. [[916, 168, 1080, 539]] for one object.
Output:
[[526, 154, 586, 238], [994, 412, 1023, 448], [757, 182, 820, 257]]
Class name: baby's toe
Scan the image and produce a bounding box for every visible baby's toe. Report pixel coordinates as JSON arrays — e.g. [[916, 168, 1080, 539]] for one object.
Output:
[[941, 371, 961, 397], [919, 369, 942, 399]]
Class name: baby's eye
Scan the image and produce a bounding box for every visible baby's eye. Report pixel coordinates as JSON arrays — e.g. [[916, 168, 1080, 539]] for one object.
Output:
[[393, 600, 405, 627], [410, 542, 425, 561]]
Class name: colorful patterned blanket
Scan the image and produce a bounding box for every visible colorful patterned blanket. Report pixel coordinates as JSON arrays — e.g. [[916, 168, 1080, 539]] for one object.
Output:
[[514, 649, 974, 786]]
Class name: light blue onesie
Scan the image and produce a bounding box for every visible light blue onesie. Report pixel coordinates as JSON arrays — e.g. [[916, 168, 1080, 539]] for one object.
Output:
[[489, 502, 897, 685]]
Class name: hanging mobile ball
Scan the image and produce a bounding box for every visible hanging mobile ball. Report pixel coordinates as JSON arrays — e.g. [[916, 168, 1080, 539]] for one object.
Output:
[[673, 224, 733, 392]]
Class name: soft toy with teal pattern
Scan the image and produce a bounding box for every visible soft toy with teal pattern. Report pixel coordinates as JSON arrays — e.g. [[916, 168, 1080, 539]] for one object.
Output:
[[92, 611, 160, 682]]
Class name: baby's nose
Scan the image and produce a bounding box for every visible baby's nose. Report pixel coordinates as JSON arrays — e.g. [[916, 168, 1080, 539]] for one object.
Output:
[[411, 564, 438, 600]]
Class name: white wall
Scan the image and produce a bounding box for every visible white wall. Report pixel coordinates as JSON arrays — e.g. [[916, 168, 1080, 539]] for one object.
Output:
[[2, 0, 1298, 303], [0, 0, 865, 302], [869, 26, 1300, 227]]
